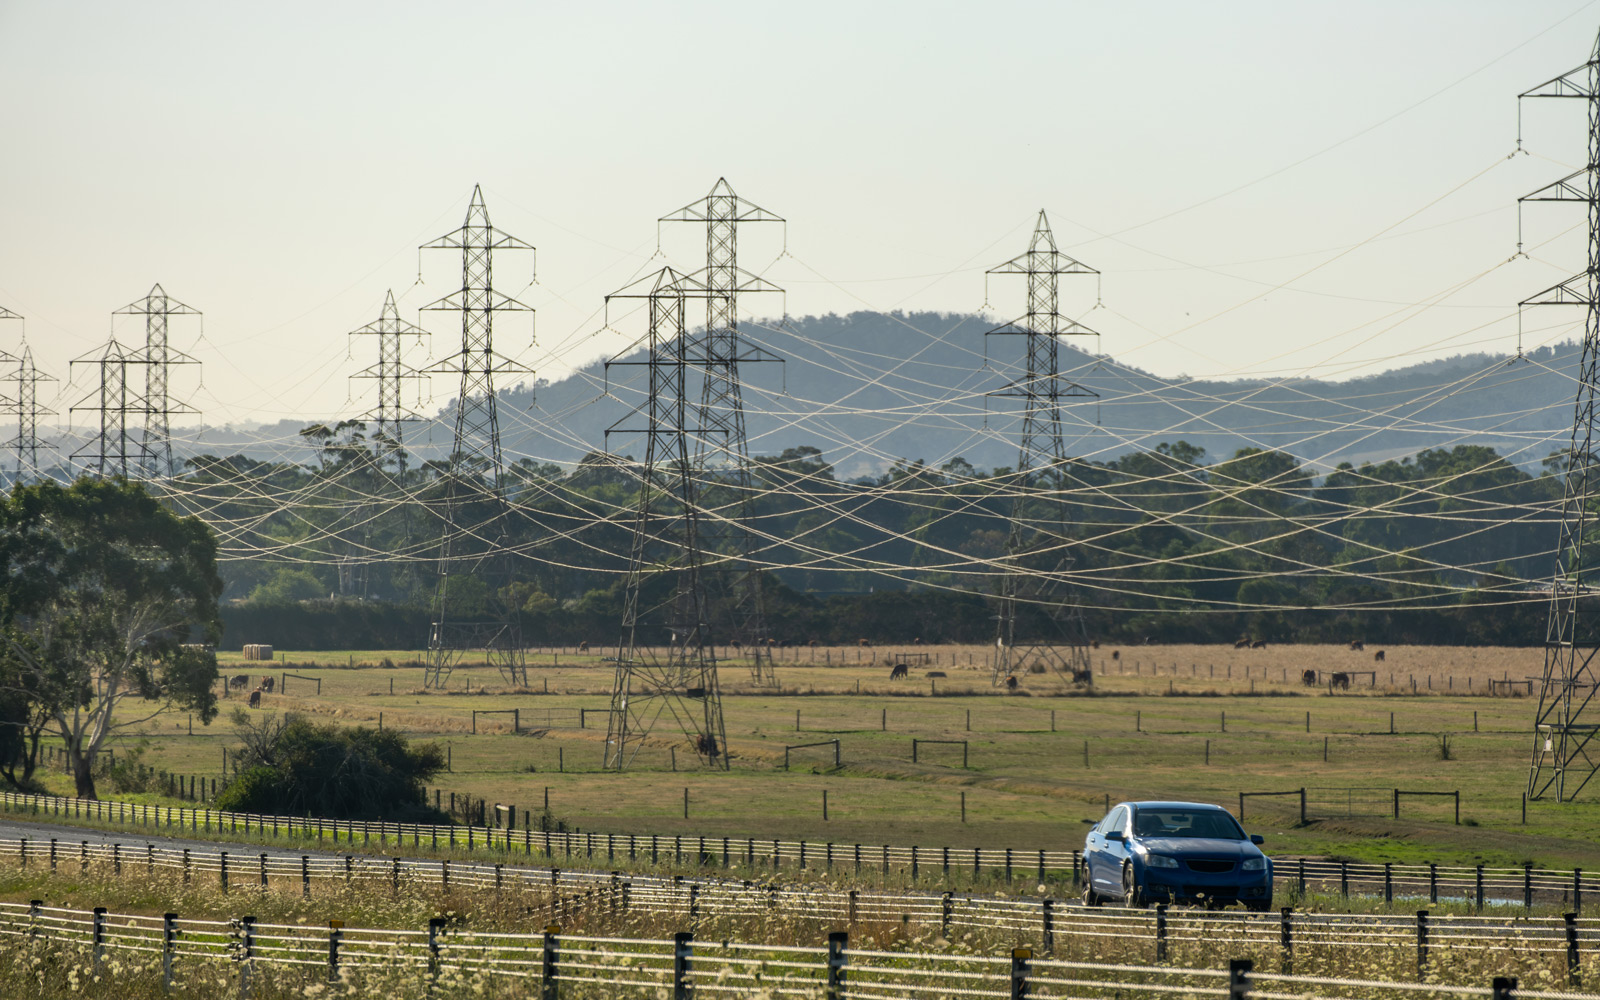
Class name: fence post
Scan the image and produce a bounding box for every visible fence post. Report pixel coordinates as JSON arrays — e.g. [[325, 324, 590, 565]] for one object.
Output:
[[1279, 907, 1293, 974], [428, 917, 446, 990], [1155, 903, 1168, 962], [1296, 858, 1305, 898], [1384, 863, 1393, 905], [1299, 787, 1306, 825], [673, 931, 694, 1000], [1042, 899, 1055, 955], [260, 853, 268, 889], [541, 924, 561, 1000], [1228, 958, 1253, 1000], [91, 907, 107, 976], [1429, 863, 1438, 904], [327, 919, 343, 983], [239, 915, 256, 1000], [1340, 861, 1349, 898], [941, 892, 953, 938], [1567, 912, 1582, 985], [220, 851, 229, 893], [1578, 868, 1585, 915], [1493, 977, 1517, 1000], [826, 931, 848, 1000], [1415, 911, 1429, 980], [1526, 863, 1535, 911], [1476, 865, 1485, 912], [301, 856, 311, 897], [162, 912, 178, 995], [1010, 947, 1032, 1000]]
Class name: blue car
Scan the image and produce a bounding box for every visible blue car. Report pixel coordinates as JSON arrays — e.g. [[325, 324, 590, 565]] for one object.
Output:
[[1083, 800, 1273, 910]]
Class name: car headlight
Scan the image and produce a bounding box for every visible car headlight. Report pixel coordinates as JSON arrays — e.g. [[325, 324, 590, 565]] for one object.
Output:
[[1242, 857, 1266, 871], [1145, 854, 1180, 869]]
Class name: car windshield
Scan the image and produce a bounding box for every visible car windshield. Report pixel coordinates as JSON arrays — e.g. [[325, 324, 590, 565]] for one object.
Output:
[[1133, 809, 1243, 840]]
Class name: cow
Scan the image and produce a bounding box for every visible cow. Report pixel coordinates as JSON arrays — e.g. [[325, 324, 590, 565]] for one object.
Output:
[[1071, 669, 1093, 685], [808, 640, 819, 648], [578, 641, 589, 653], [1091, 640, 1101, 649], [1301, 669, 1317, 686], [229, 674, 250, 689], [1005, 675, 1019, 691], [1374, 650, 1386, 662], [889, 663, 909, 680], [912, 637, 923, 646], [1250, 640, 1268, 650], [731, 640, 743, 652], [695, 733, 720, 759], [1330, 672, 1351, 690], [1233, 639, 1250, 649], [926, 671, 947, 678], [1111, 650, 1120, 661], [1348, 641, 1366, 652], [260, 676, 275, 693], [859, 639, 872, 648], [248, 689, 262, 708], [767, 638, 778, 648]]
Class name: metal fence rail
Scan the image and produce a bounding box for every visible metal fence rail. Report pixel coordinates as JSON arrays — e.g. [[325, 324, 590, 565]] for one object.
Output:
[[0, 900, 1582, 1000]]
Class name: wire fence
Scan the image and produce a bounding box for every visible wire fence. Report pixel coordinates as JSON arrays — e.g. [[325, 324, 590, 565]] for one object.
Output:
[[0, 899, 1592, 1000], [1, 788, 1594, 912]]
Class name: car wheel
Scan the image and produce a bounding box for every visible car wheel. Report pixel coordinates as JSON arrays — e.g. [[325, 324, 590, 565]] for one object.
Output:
[[1121, 863, 1145, 908], [1083, 882, 1102, 907]]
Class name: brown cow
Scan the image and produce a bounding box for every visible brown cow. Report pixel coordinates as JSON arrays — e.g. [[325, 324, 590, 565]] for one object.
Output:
[[1374, 650, 1386, 662], [1330, 672, 1351, 690], [578, 641, 589, 653], [808, 640, 818, 648], [260, 676, 275, 693], [1301, 669, 1317, 686], [1233, 639, 1250, 649], [1348, 641, 1366, 652], [859, 639, 872, 648], [912, 637, 923, 646], [1071, 669, 1093, 685], [695, 733, 720, 759], [889, 663, 909, 680], [1249, 640, 1267, 650], [248, 689, 262, 708], [1005, 675, 1019, 691]]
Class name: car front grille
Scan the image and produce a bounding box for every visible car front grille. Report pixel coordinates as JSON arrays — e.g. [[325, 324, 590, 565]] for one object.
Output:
[[1185, 859, 1236, 873], [1184, 884, 1239, 897]]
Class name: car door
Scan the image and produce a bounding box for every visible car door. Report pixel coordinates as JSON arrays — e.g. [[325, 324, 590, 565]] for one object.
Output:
[[1088, 805, 1128, 890]]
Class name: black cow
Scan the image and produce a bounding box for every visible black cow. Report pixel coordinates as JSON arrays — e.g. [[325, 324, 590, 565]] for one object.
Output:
[[1330, 672, 1351, 690], [1374, 650, 1386, 662], [248, 689, 262, 708], [1301, 669, 1317, 686], [889, 663, 909, 680]]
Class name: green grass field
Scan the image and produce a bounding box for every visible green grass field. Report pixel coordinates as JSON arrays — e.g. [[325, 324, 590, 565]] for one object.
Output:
[[39, 643, 1598, 872]]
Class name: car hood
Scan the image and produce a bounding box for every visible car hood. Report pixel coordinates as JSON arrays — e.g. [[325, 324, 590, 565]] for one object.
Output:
[[1136, 837, 1261, 858]]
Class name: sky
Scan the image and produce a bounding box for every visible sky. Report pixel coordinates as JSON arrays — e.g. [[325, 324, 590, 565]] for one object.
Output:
[[1, 0, 1598, 435]]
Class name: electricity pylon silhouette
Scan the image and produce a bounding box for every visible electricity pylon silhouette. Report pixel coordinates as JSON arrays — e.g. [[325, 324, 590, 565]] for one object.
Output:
[[114, 284, 200, 480], [660, 179, 784, 684], [4, 343, 57, 483], [603, 267, 729, 771], [1520, 25, 1600, 801], [69, 338, 153, 479], [986, 211, 1099, 687], [347, 290, 429, 596], [421, 186, 535, 688]]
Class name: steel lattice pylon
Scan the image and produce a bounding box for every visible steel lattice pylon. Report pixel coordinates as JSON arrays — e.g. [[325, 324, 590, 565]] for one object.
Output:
[[986, 211, 1100, 687], [69, 338, 152, 479], [1521, 27, 1600, 802], [421, 186, 535, 689], [660, 179, 784, 684], [114, 284, 200, 481], [1, 308, 56, 483], [603, 267, 728, 771]]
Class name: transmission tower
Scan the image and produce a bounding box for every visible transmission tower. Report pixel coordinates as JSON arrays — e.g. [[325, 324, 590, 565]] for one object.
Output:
[[4, 344, 57, 483], [1521, 26, 1600, 801], [114, 284, 200, 480], [603, 267, 729, 771], [660, 178, 785, 683], [346, 290, 429, 596], [986, 210, 1099, 687], [421, 186, 535, 688], [69, 338, 152, 479]]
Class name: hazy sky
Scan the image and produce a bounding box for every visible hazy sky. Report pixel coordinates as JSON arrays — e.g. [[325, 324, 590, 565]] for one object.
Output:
[[1, 0, 1597, 433]]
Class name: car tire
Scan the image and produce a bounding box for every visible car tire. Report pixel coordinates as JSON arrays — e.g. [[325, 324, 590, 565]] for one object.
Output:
[[1121, 863, 1145, 908], [1083, 883, 1102, 907]]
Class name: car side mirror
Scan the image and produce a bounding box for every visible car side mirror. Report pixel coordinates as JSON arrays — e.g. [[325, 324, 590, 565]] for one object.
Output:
[[1106, 830, 1125, 842], [1250, 834, 1264, 845]]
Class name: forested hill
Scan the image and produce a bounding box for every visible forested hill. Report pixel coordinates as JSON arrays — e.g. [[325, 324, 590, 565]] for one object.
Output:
[[229, 311, 1571, 478]]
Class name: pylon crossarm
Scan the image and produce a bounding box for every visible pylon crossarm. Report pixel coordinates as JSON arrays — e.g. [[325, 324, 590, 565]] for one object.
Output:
[[1521, 61, 1600, 99]]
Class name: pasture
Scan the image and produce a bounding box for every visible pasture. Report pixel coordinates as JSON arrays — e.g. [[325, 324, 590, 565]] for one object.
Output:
[[47, 642, 1600, 873]]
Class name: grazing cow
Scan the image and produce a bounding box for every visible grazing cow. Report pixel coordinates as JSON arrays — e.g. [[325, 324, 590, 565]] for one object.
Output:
[[260, 676, 275, 693], [1005, 675, 1019, 691], [1071, 669, 1093, 685], [926, 671, 947, 678], [695, 733, 720, 759], [229, 674, 250, 689], [1233, 639, 1250, 649], [1330, 672, 1351, 690], [767, 638, 778, 648], [1348, 641, 1366, 652], [1250, 640, 1268, 650], [1091, 640, 1101, 649], [1373, 650, 1386, 662], [248, 689, 262, 708], [1301, 669, 1317, 686], [859, 639, 872, 648], [1111, 650, 1120, 661], [808, 640, 818, 648], [731, 640, 743, 651], [889, 663, 909, 680], [578, 641, 589, 653], [912, 637, 923, 646]]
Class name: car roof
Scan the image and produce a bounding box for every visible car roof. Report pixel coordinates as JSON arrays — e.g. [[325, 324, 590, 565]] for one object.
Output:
[[1124, 801, 1228, 811]]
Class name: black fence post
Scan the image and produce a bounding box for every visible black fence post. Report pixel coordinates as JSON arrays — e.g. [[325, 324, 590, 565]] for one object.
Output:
[[427, 917, 446, 989], [541, 924, 560, 1000], [1297, 858, 1305, 898], [941, 892, 953, 938], [1476, 865, 1485, 912], [1010, 947, 1032, 1000], [162, 912, 178, 994], [91, 907, 106, 976], [1416, 911, 1429, 981], [327, 920, 343, 984], [1340, 861, 1349, 898], [1492, 976, 1517, 1000], [240, 916, 256, 1000], [1526, 863, 1535, 911], [1577, 868, 1585, 915], [1155, 903, 1169, 962], [1567, 912, 1582, 985], [1279, 907, 1293, 975], [1384, 863, 1393, 905], [1429, 863, 1438, 904], [1228, 958, 1253, 1000], [826, 931, 848, 1000], [673, 931, 694, 1000], [301, 856, 310, 898], [1042, 899, 1056, 955]]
